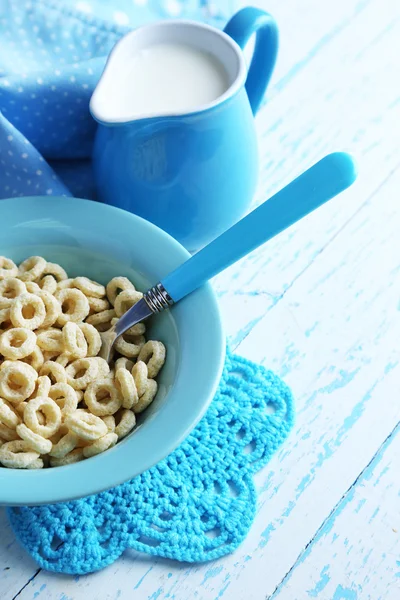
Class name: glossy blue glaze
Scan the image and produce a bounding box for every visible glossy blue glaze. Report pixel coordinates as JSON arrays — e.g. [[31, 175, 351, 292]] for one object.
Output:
[[0, 196, 225, 505], [162, 153, 357, 301], [90, 8, 278, 251]]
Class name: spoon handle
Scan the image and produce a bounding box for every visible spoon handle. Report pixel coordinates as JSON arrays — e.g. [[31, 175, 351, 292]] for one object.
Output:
[[161, 152, 357, 303]]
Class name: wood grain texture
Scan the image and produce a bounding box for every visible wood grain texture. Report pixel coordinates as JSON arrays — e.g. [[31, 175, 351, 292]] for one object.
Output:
[[2, 0, 400, 598]]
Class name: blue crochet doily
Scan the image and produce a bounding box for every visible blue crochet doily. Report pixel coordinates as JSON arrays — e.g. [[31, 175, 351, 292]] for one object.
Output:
[[7, 351, 294, 575]]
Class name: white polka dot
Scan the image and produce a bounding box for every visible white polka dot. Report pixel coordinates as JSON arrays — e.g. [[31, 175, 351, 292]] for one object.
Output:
[[82, 83, 88, 89], [37, 77, 43, 84], [31, 93, 36, 98], [36, 170, 42, 175], [21, 153, 28, 159], [113, 11, 130, 25], [46, 189, 53, 194], [76, 1, 92, 13], [17, 86, 23, 92], [7, 135, 13, 141], [7, 150, 13, 156], [2, 80, 10, 87], [70, 76, 76, 83]]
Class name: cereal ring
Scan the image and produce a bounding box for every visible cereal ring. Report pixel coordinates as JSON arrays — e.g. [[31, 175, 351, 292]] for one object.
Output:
[[55, 353, 71, 367], [114, 290, 143, 318], [40, 262, 68, 282], [24, 396, 62, 438], [40, 361, 67, 384], [49, 383, 78, 417], [18, 256, 46, 282], [94, 357, 110, 378], [35, 375, 52, 398], [85, 308, 116, 327], [62, 322, 87, 358], [0, 278, 26, 308], [115, 333, 145, 358], [22, 345, 44, 371], [0, 257, 18, 280], [111, 317, 145, 336], [25, 281, 41, 294], [0, 327, 36, 359], [73, 276, 106, 298], [49, 431, 78, 458], [88, 296, 110, 314], [133, 379, 158, 413], [138, 341, 166, 378], [0, 361, 37, 403], [116, 368, 138, 409], [102, 415, 115, 432], [35, 290, 61, 328], [56, 288, 90, 326], [14, 401, 27, 418], [83, 432, 118, 458], [37, 328, 64, 352], [66, 357, 99, 390], [57, 278, 74, 290], [115, 409, 136, 439], [0, 308, 11, 332], [0, 398, 21, 429], [37, 275, 57, 294], [132, 361, 148, 397], [0, 440, 39, 468], [78, 323, 101, 357], [10, 293, 46, 330], [50, 448, 84, 467], [26, 458, 44, 469], [42, 350, 62, 362], [16, 423, 52, 454], [106, 276, 135, 306], [49, 423, 68, 445], [65, 411, 107, 441], [115, 357, 135, 372], [84, 379, 122, 416], [0, 422, 19, 441]]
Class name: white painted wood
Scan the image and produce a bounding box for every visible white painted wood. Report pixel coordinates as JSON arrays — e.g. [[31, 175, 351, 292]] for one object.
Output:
[[3, 0, 400, 599], [12, 104, 400, 600], [271, 424, 400, 600]]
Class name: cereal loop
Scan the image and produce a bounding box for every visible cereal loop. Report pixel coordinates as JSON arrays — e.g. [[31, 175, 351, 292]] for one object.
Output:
[[115, 410, 136, 439], [40, 262, 68, 282], [0, 278, 26, 308], [73, 277, 106, 298], [37, 328, 63, 352], [66, 358, 99, 390], [16, 423, 52, 454], [10, 293, 46, 330], [65, 411, 107, 441], [0, 440, 39, 468], [24, 396, 62, 438], [138, 340, 166, 378], [0, 257, 18, 280], [94, 357, 110, 378], [63, 322, 88, 358], [106, 276, 135, 306], [88, 297, 110, 314], [114, 290, 143, 318], [102, 415, 116, 432], [0, 423, 19, 441], [0, 327, 36, 359], [49, 383, 78, 417], [111, 317, 145, 337], [40, 361, 67, 385], [114, 333, 145, 358], [25, 282, 41, 294], [134, 379, 158, 414], [85, 308, 115, 327], [50, 448, 84, 467], [37, 275, 57, 294], [132, 361, 148, 398], [0, 398, 21, 429], [18, 256, 46, 282], [36, 290, 61, 328], [116, 368, 138, 409], [78, 323, 101, 357], [22, 345, 45, 371], [84, 379, 122, 416], [0, 308, 11, 332], [49, 431, 78, 458], [83, 432, 118, 458], [0, 361, 37, 403], [56, 288, 90, 326]]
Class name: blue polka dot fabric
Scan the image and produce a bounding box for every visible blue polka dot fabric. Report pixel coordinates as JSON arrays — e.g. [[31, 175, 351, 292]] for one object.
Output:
[[0, 0, 236, 200]]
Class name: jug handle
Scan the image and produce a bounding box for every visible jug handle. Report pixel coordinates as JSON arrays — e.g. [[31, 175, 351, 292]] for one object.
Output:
[[223, 7, 278, 116]]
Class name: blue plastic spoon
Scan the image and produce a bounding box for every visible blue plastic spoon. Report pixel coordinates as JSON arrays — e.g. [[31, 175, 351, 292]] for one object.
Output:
[[100, 152, 357, 360]]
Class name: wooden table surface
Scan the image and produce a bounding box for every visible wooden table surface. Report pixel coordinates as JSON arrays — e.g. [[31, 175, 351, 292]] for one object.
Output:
[[2, 0, 400, 598]]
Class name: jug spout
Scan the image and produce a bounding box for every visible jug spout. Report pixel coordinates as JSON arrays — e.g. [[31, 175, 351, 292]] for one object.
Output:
[[90, 20, 246, 125]]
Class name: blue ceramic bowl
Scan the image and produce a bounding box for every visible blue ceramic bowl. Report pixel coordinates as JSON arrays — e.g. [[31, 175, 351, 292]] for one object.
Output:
[[0, 196, 225, 506]]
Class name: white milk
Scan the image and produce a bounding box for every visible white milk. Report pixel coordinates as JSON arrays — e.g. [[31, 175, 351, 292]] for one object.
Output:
[[119, 42, 230, 118]]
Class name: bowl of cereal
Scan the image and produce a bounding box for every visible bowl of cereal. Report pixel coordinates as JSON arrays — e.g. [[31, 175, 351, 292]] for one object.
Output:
[[0, 196, 225, 505]]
